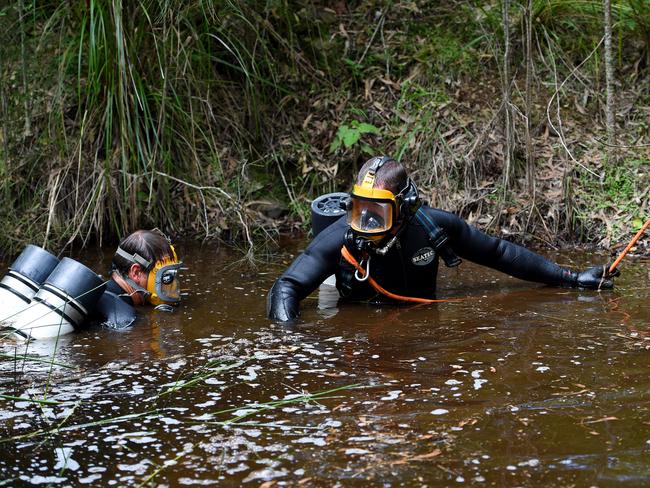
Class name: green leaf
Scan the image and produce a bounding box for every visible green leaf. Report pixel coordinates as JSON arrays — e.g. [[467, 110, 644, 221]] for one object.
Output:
[[355, 122, 380, 135], [342, 128, 361, 148]]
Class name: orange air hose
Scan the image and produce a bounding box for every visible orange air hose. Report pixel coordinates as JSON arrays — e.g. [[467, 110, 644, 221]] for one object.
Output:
[[340, 246, 464, 304], [609, 217, 650, 274]]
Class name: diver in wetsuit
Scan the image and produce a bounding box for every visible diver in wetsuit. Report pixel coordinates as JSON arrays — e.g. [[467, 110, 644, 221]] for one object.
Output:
[[0, 230, 183, 339], [267, 156, 619, 322], [97, 229, 183, 328]]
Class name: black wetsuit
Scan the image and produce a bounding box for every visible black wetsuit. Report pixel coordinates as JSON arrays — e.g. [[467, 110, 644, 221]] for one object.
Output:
[[267, 206, 579, 322], [95, 279, 138, 329]]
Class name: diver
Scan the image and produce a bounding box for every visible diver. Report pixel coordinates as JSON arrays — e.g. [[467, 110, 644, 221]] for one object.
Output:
[[0, 229, 183, 339], [267, 156, 620, 322], [97, 229, 183, 329]]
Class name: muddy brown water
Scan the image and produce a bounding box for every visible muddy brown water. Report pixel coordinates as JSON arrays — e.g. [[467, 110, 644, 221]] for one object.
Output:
[[0, 239, 648, 486]]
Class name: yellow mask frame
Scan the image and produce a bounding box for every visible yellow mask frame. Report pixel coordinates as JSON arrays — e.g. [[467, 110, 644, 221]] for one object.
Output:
[[348, 169, 399, 236], [145, 246, 183, 306]]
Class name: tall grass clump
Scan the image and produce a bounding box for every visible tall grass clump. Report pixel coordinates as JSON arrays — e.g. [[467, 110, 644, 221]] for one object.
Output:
[[0, 0, 327, 255]]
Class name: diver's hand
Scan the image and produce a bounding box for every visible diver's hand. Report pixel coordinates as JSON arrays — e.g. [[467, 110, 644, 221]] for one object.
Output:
[[267, 281, 300, 322], [575, 265, 620, 289]]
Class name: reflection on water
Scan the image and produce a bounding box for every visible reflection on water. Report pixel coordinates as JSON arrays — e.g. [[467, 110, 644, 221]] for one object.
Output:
[[1, 241, 649, 486]]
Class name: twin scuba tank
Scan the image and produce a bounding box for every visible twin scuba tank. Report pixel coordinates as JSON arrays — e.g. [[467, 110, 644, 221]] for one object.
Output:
[[0, 245, 105, 340], [311, 193, 348, 289], [310, 192, 348, 238]]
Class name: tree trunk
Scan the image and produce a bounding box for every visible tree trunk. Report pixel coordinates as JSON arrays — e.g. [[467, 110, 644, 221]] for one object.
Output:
[[19, 0, 31, 137], [0, 32, 6, 171], [525, 0, 534, 196], [501, 0, 513, 193], [603, 0, 616, 161]]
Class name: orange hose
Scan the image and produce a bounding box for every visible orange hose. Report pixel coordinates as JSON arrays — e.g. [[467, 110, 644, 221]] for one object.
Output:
[[609, 217, 650, 274], [341, 246, 464, 304]]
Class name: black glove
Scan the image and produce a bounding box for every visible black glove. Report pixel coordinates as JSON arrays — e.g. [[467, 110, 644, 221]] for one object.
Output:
[[575, 265, 620, 290], [267, 281, 299, 322]]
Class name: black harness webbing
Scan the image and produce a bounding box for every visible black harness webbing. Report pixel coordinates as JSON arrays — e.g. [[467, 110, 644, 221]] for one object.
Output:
[[414, 208, 461, 268]]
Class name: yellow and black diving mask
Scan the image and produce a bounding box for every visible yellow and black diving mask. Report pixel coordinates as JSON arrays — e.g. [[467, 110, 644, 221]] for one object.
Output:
[[115, 245, 183, 306], [347, 185, 397, 236], [146, 252, 183, 306], [347, 157, 400, 236]]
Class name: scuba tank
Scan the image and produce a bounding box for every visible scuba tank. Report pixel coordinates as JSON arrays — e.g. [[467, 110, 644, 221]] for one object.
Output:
[[10, 258, 106, 340], [0, 245, 60, 326], [311, 192, 348, 237], [311, 193, 348, 287]]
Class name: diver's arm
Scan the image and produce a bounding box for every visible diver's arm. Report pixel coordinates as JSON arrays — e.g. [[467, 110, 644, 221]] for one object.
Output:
[[267, 217, 347, 322], [96, 290, 138, 329], [428, 208, 593, 287]]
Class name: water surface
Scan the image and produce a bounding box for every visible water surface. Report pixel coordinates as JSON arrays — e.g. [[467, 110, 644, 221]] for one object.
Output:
[[1, 240, 648, 486]]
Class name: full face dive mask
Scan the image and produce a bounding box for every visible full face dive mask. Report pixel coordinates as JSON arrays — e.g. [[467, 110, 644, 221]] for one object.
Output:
[[115, 245, 183, 306], [346, 156, 419, 240]]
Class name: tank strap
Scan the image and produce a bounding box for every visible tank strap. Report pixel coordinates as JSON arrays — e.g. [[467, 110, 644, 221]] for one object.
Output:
[[414, 207, 461, 267]]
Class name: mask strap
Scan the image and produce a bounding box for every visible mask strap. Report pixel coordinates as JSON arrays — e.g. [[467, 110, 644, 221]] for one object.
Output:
[[115, 247, 152, 269], [361, 156, 394, 189], [395, 178, 420, 219]]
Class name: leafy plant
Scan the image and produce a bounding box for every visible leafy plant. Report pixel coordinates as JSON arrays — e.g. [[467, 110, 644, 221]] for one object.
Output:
[[329, 120, 380, 154]]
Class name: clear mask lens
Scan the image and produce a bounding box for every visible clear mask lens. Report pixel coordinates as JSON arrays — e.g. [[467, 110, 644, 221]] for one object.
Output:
[[348, 198, 393, 234], [359, 209, 385, 231], [153, 263, 182, 304], [161, 269, 176, 285]]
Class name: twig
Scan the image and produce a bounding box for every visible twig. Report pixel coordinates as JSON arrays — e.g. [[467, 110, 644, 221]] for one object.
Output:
[[603, 0, 616, 160], [545, 32, 604, 179], [358, 9, 387, 65], [151, 170, 256, 251], [593, 137, 650, 148], [501, 0, 513, 194]]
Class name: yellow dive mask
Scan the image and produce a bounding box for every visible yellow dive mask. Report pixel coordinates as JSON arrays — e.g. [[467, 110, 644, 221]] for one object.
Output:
[[347, 156, 400, 236], [115, 245, 183, 306], [146, 252, 183, 306], [347, 156, 421, 238], [348, 185, 397, 236]]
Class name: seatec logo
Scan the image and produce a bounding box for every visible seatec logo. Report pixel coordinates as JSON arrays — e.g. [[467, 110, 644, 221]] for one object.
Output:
[[411, 247, 436, 266]]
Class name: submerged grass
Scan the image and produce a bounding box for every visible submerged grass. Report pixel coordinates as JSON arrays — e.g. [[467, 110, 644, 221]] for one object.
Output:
[[0, 394, 64, 405], [137, 445, 193, 488], [1, 336, 363, 459], [156, 359, 246, 399], [0, 382, 363, 443], [0, 408, 161, 443], [207, 383, 366, 425], [0, 353, 73, 368]]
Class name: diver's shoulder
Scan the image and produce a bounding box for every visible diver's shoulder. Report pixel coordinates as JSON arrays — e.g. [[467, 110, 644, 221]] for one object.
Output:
[[96, 288, 137, 329], [313, 215, 348, 242], [418, 204, 463, 225], [105, 278, 135, 306]]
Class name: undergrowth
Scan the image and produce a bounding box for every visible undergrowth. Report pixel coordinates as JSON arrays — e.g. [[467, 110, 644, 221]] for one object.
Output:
[[0, 0, 647, 257]]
